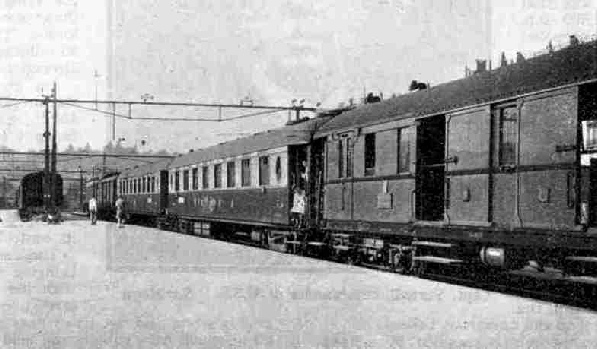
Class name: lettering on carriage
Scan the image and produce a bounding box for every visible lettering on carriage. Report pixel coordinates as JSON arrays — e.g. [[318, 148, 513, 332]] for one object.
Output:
[[208, 197, 217, 212], [468, 232, 483, 240]]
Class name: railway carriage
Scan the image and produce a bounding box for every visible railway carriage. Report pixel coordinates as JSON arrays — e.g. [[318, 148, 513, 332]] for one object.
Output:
[[163, 116, 333, 247], [312, 39, 597, 276], [118, 159, 172, 226], [17, 171, 63, 221], [86, 172, 119, 221]]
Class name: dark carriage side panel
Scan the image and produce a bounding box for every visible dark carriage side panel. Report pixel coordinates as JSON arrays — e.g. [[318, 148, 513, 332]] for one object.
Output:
[[170, 187, 289, 226]]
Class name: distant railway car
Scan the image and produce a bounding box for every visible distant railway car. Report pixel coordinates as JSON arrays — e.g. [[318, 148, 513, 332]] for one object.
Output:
[[118, 159, 172, 226], [88, 172, 119, 221], [17, 171, 63, 221]]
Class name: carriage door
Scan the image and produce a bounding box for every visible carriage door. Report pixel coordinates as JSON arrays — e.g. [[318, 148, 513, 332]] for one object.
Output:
[[416, 115, 446, 221], [159, 170, 169, 213]]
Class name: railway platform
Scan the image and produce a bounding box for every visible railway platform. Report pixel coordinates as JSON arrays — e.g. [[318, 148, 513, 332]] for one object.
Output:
[[0, 209, 596, 348]]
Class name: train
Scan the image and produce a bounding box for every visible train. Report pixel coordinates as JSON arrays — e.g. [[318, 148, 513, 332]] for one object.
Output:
[[88, 38, 597, 280], [17, 171, 64, 222]]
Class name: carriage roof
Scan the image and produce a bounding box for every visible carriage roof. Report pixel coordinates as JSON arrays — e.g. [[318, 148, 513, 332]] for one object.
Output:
[[169, 116, 333, 168], [316, 40, 597, 136]]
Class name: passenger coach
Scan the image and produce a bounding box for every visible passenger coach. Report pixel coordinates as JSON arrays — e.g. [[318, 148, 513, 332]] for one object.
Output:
[[313, 38, 597, 275], [162, 115, 333, 245]]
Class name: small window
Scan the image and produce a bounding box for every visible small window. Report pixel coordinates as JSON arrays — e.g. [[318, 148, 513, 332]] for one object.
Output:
[[151, 177, 155, 193], [275, 156, 282, 182], [259, 156, 270, 185], [227, 161, 236, 188], [183, 170, 189, 191], [192, 168, 199, 190], [337, 140, 344, 178], [175, 171, 180, 191], [499, 106, 518, 166], [214, 164, 222, 188], [346, 140, 353, 178], [202, 166, 209, 189], [241, 159, 251, 187], [397, 128, 411, 173], [364, 133, 376, 176]]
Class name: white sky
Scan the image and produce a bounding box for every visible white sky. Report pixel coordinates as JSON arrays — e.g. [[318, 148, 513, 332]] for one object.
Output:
[[0, 0, 596, 152]]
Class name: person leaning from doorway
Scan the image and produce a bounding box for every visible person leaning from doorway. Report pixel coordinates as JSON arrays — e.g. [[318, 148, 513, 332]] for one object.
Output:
[[115, 196, 124, 228], [89, 196, 97, 225]]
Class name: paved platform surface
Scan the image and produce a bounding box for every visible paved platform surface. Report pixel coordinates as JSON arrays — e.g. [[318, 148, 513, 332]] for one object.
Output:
[[1, 210, 596, 348]]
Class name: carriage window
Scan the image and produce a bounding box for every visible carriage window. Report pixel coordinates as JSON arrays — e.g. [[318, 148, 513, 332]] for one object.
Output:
[[398, 127, 412, 173], [182, 170, 189, 191], [583, 121, 597, 150], [227, 161, 236, 188], [146, 177, 151, 193], [170, 173, 174, 192], [192, 168, 198, 190], [259, 156, 270, 185], [338, 140, 344, 178], [202, 166, 209, 189], [151, 177, 155, 193], [175, 171, 180, 191], [241, 159, 251, 187], [214, 164, 222, 188], [499, 106, 518, 166], [364, 133, 376, 176], [275, 156, 282, 182]]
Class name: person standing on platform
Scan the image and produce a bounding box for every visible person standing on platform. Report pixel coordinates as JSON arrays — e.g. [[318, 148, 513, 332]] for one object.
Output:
[[89, 196, 97, 225], [115, 196, 124, 228]]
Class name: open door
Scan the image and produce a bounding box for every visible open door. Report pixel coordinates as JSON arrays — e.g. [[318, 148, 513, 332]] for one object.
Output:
[[416, 115, 446, 221]]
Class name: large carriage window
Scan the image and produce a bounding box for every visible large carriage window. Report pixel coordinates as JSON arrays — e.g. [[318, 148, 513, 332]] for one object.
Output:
[[227, 161, 236, 188], [214, 164, 222, 188], [175, 171, 180, 191], [202, 166, 209, 189], [364, 133, 376, 176], [192, 168, 198, 190], [584, 121, 597, 150], [183, 170, 189, 191], [259, 156, 270, 185], [241, 159, 251, 187], [398, 127, 411, 173], [499, 106, 518, 166]]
